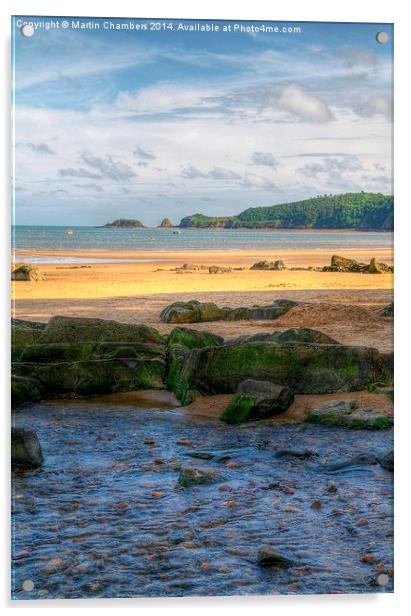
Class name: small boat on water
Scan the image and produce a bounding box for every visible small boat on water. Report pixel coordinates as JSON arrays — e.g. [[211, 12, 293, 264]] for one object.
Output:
[[173, 230, 181, 235], [65, 229, 74, 235]]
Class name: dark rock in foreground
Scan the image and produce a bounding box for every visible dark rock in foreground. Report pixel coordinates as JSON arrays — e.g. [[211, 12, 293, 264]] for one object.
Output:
[[308, 399, 393, 429], [220, 380, 293, 424], [159, 299, 299, 324], [11, 375, 42, 407], [257, 545, 293, 567], [12, 427, 43, 468], [39, 316, 162, 344]]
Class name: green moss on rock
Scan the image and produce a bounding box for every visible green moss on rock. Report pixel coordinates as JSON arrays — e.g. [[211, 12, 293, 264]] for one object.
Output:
[[11, 375, 42, 407], [220, 395, 256, 424]]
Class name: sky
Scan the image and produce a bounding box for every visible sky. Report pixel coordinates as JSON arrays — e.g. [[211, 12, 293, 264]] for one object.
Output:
[[12, 17, 393, 226]]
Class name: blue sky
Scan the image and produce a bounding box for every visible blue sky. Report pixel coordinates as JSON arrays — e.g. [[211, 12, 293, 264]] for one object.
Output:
[[12, 17, 393, 226]]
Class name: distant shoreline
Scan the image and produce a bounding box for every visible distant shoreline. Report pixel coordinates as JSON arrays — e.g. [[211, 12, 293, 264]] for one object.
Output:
[[12, 225, 393, 234]]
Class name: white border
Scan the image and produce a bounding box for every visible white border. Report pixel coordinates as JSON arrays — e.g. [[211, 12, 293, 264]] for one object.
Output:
[[1, 0, 409, 613]]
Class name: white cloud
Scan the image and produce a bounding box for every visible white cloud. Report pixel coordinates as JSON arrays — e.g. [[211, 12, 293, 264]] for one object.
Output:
[[274, 84, 334, 123]]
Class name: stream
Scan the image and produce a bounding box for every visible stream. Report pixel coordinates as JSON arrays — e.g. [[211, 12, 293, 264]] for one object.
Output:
[[12, 398, 393, 599]]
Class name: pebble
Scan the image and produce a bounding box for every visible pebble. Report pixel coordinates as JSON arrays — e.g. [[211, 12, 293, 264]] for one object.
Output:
[[115, 502, 129, 510], [356, 517, 369, 527], [361, 554, 376, 563], [311, 500, 322, 510]]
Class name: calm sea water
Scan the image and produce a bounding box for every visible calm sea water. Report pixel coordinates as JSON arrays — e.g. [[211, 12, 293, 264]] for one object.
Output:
[[12, 226, 393, 264]]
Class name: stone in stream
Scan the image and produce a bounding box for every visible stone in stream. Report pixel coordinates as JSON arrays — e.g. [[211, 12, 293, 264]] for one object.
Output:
[[257, 545, 293, 567], [378, 450, 394, 471], [11, 427, 44, 468], [323, 453, 379, 472], [220, 380, 294, 424], [177, 466, 222, 488], [275, 448, 319, 460], [307, 400, 393, 429]]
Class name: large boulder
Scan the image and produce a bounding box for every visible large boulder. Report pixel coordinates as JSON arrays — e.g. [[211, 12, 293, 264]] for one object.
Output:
[[11, 263, 44, 281], [368, 258, 393, 274], [220, 379, 294, 424], [176, 342, 384, 401], [307, 399, 393, 429], [378, 450, 394, 471], [251, 260, 287, 271], [166, 327, 223, 404], [39, 316, 163, 344], [159, 299, 298, 324], [11, 375, 42, 407], [224, 328, 338, 346], [11, 427, 44, 468], [323, 255, 368, 273]]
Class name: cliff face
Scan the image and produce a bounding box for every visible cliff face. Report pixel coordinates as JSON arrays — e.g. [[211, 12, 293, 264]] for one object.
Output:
[[179, 193, 394, 231]]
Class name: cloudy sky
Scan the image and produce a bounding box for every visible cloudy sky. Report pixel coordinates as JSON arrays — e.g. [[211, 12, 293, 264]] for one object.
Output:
[[12, 18, 393, 226]]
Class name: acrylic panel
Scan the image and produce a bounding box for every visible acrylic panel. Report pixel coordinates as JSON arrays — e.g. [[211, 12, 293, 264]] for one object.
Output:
[[11, 16, 394, 599]]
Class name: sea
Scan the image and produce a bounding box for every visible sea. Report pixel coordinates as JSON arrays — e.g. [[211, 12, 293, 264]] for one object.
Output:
[[12, 226, 393, 264]]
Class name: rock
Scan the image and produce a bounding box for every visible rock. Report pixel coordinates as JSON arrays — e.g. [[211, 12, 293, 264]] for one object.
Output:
[[11, 427, 44, 468], [159, 299, 299, 324], [13, 355, 165, 396], [323, 453, 379, 472], [158, 217, 174, 228], [11, 375, 42, 407], [167, 327, 224, 350], [378, 450, 394, 471], [308, 400, 393, 429], [208, 266, 232, 274], [368, 258, 393, 274], [177, 466, 221, 488], [39, 316, 163, 344], [257, 545, 293, 567], [251, 260, 287, 270], [12, 318, 46, 330], [377, 302, 394, 317], [220, 380, 294, 424], [175, 342, 384, 402], [225, 328, 339, 347], [276, 448, 318, 460], [160, 300, 227, 324], [11, 324, 44, 361], [11, 263, 44, 281], [323, 255, 393, 274], [323, 255, 368, 273], [375, 386, 394, 401]]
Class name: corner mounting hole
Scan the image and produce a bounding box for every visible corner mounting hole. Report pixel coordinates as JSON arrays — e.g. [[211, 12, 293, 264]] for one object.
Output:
[[21, 24, 34, 37], [376, 31, 389, 44]]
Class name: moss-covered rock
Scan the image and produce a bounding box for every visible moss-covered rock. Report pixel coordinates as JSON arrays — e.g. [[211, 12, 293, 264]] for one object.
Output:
[[160, 298, 298, 324], [368, 257, 393, 274], [323, 255, 368, 272], [39, 316, 163, 344], [307, 399, 393, 429], [227, 328, 339, 346], [11, 325, 44, 361], [378, 450, 394, 471], [12, 427, 44, 468], [251, 260, 287, 270], [13, 357, 165, 396], [177, 342, 382, 400], [11, 375, 42, 407], [220, 380, 294, 424], [167, 327, 224, 349]]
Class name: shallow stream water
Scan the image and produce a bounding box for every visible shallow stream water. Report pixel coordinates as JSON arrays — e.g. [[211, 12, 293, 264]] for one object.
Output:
[[12, 399, 393, 599]]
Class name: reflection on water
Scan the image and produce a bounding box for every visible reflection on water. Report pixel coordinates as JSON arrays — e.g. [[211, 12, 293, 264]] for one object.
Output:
[[12, 400, 393, 599]]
